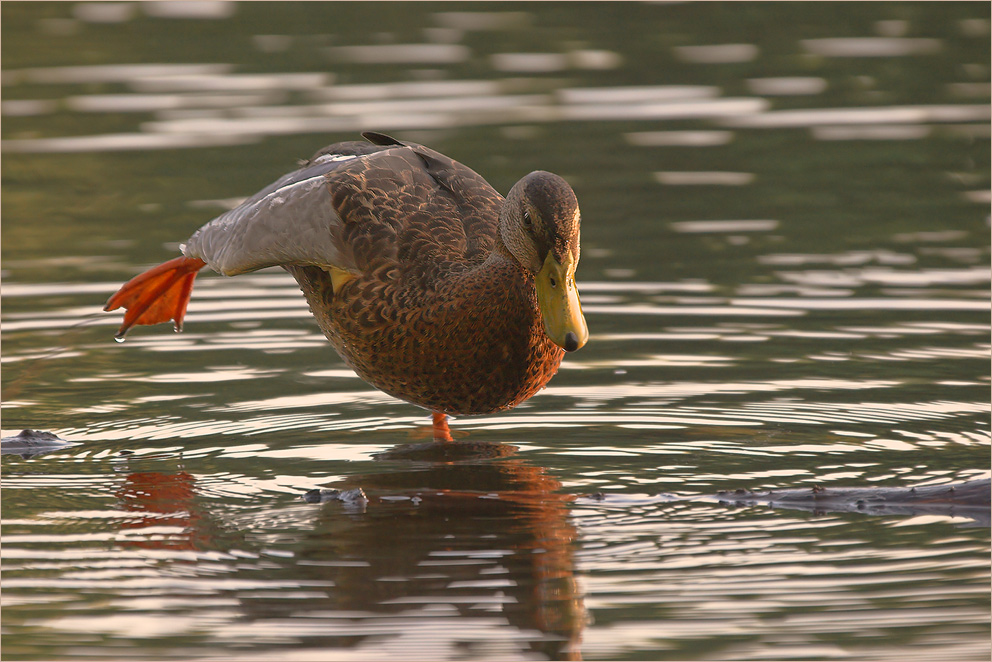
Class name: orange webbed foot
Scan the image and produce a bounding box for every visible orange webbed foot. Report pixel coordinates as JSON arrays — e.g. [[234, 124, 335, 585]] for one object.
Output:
[[432, 411, 454, 442], [104, 256, 207, 339]]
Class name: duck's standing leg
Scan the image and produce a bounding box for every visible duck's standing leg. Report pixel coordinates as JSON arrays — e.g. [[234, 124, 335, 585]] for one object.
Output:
[[432, 412, 453, 442]]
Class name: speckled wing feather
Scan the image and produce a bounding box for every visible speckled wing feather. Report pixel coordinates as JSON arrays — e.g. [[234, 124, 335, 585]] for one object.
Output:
[[321, 141, 503, 286], [182, 136, 503, 282]]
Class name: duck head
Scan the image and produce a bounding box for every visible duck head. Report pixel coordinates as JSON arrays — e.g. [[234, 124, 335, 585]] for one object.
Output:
[[500, 171, 589, 352]]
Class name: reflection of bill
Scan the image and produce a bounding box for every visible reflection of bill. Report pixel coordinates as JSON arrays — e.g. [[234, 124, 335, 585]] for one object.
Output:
[[115, 470, 203, 551]]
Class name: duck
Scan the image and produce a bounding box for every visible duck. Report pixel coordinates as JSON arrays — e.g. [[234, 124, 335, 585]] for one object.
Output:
[[104, 132, 589, 441]]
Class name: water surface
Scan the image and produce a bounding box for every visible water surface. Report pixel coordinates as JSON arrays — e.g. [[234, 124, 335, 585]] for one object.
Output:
[[2, 3, 989, 660]]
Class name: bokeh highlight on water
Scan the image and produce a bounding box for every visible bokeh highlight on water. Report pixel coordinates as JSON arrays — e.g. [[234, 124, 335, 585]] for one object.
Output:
[[2, 3, 989, 661]]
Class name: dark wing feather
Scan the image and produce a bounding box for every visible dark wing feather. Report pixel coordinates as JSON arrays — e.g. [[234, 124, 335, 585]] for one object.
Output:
[[183, 133, 502, 282], [322, 139, 504, 278], [361, 131, 406, 147]]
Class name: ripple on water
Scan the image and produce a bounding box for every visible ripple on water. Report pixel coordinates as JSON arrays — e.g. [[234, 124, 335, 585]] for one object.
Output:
[[570, 484, 988, 658], [1, 5, 989, 659]]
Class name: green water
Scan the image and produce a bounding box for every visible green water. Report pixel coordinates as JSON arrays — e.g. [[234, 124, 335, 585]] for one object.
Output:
[[2, 2, 989, 660]]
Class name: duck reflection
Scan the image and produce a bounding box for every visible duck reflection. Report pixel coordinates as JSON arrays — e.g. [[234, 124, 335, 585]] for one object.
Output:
[[298, 441, 585, 659], [273, 440, 584, 660], [110, 440, 585, 659]]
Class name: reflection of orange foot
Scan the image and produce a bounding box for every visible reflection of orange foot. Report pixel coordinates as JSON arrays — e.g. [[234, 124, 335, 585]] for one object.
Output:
[[116, 471, 199, 551]]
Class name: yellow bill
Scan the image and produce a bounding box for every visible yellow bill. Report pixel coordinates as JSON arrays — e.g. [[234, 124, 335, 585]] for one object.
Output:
[[535, 251, 589, 352]]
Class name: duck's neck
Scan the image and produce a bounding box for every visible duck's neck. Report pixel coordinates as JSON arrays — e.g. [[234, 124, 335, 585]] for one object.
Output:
[[482, 236, 531, 284], [492, 235, 518, 265]]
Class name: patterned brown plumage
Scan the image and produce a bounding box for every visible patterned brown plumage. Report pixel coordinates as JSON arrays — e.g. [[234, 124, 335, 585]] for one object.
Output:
[[287, 135, 570, 415], [104, 132, 588, 431]]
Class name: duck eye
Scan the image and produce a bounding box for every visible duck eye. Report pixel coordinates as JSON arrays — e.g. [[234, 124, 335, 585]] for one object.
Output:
[[522, 210, 532, 228]]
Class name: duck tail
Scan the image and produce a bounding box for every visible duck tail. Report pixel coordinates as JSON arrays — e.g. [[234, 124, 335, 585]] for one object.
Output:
[[104, 256, 207, 339]]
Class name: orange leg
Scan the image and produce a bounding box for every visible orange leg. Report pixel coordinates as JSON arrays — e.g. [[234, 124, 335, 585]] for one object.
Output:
[[104, 256, 207, 339], [432, 412, 453, 442]]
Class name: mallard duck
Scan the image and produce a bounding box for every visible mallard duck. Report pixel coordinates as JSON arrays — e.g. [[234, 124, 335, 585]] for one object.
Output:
[[105, 132, 588, 440]]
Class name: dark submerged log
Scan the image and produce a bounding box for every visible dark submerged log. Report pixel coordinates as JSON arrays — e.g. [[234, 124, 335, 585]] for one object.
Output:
[[706, 479, 990, 525]]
